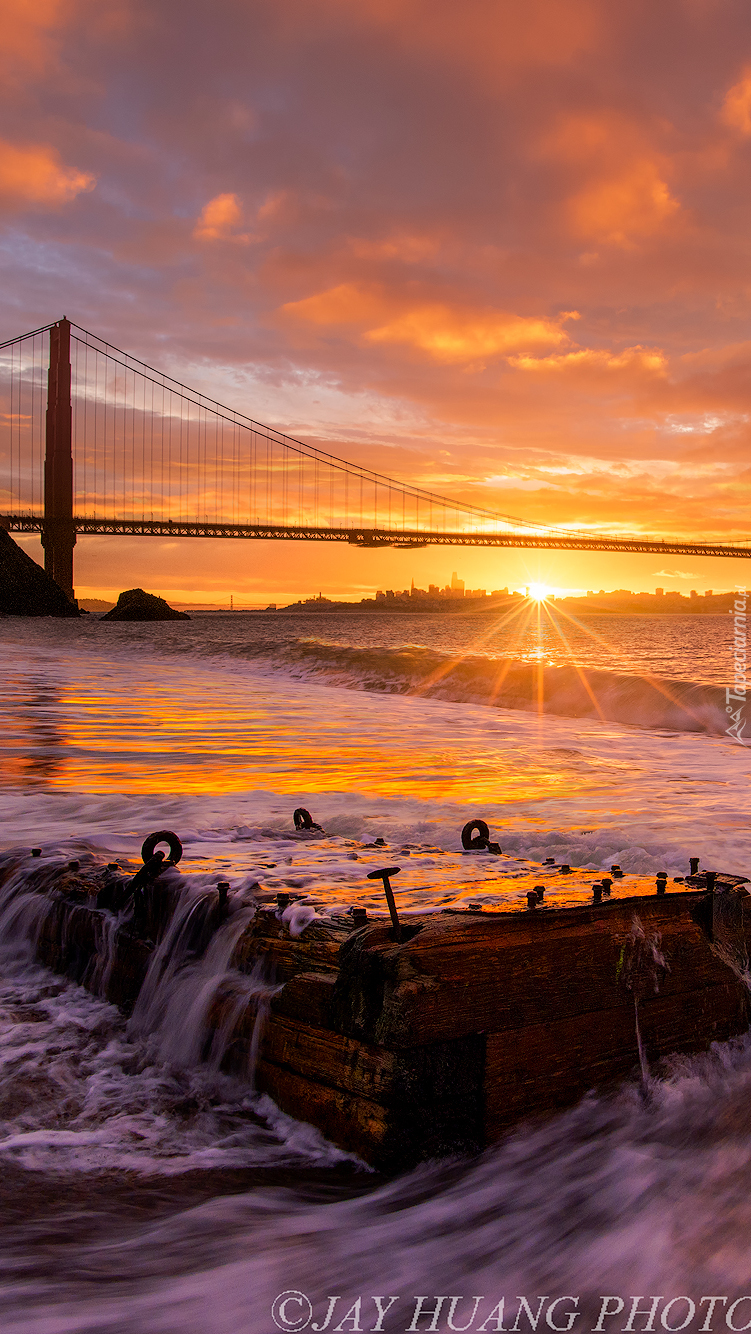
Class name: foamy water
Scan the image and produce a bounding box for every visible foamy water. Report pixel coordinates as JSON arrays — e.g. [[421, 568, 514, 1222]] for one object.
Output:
[[0, 609, 749, 1332]]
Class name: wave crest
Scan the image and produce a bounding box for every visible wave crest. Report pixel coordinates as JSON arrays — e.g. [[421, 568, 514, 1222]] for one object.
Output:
[[277, 639, 730, 735]]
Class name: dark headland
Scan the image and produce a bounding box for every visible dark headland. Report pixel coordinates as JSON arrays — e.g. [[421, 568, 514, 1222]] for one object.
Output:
[[0, 528, 79, 617]]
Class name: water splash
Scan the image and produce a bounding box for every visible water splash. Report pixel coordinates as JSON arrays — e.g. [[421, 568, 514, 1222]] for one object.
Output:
[[0, 858, 63, 966], [710, 891, 751, 990], [128, 883, 278, 1079], [616, 915, 669, 1085]]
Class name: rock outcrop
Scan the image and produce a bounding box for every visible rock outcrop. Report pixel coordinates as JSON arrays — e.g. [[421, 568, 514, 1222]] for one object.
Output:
[[101, 588, 190, 621], [0, 527, 79, 617]]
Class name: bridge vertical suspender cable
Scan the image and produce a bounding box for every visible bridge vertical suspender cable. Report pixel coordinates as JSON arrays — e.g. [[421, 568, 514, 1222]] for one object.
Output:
[[0, 316, 750, 602]]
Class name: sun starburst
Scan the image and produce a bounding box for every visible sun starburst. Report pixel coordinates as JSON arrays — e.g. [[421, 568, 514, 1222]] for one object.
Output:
[[527, 583, 552, 601]]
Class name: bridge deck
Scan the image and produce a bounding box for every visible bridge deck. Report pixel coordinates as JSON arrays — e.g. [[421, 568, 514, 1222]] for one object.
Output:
[[2, 515, 750, 559]]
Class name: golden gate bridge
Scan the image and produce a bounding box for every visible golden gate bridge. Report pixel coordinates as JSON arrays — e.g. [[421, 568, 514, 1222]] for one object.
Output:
[[1, 317, 749, 601]]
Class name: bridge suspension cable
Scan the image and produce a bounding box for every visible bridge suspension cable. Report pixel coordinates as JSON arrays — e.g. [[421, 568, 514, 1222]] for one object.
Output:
[[1, 317, 750, 595]]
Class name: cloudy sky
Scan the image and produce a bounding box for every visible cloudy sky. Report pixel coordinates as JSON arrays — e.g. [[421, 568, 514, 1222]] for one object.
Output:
[[3, 0, 751, 602]]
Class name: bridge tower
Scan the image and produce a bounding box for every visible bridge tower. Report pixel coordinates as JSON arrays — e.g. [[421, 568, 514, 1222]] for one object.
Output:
[[42, 317, 76, 601]]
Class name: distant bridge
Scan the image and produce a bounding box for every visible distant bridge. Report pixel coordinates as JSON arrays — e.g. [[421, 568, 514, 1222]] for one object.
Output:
[[2, 317, 749, 600]]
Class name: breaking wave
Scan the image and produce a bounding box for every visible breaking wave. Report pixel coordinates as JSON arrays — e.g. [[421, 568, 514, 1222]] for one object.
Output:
[[273, 640, 730, 736]]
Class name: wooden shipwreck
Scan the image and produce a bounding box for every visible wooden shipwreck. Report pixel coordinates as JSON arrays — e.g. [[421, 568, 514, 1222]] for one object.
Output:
[[2, 845, 749, 1172]]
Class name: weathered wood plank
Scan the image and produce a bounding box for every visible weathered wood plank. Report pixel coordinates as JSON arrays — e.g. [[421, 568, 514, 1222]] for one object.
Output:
[[256, 1020, 486, 1171], [232, 911, 351, 980], [255, 1059, 391, 1164], [6, 848, 751, 1171], [484, 980, 748, 1141], [270, 972, 337, 1027], [333, 896, 746, 1048], [261, 1014, 398, 1102]]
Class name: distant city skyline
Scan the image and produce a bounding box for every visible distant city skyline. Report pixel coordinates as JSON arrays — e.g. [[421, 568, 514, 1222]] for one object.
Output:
[[194, 581, 739, 612], [79, 571, 745, 612]]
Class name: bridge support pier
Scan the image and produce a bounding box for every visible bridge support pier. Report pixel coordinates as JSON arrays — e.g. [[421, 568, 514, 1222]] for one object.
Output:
[[42, 318, 76, 602]]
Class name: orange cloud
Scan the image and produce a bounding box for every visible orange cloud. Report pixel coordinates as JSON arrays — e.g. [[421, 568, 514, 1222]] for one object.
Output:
[[283, 282, 385, 325], [0, 140, 94, 207], [3, 0, 67, 71], [366, 307, 573, 361], [569, 159, 679, 245], [509, 346, 667, 375], [283, 283, 576, 362], [545, 113, 680, 246], [722, 68, 751, 134], [194, 192, 251, 242], [348, 233, 440, 262], [256, 190, 300, 225]]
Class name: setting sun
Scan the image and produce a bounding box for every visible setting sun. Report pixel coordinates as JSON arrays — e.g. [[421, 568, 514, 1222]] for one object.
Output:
[[527, 583, 552, 601]]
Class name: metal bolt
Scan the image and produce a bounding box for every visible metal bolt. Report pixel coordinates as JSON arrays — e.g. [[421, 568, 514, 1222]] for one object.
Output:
[[592, 883, 603, 902], [690, 857, 700, 876], [656, 876, 667, 895], [276, 892, 290, 910], [352, 907, 367, 925], [705, 871, 717, 893], [367, 866, 402, 941], [544, 857, 555, 865], [601, 877, 613, 895], [534, 885, 545, 901], [526, 890, 538, 909], [217, 881, 230, 906], [560, 864, 571, 874], [31, 848, 41, 857], [611, 865, 623, 878]]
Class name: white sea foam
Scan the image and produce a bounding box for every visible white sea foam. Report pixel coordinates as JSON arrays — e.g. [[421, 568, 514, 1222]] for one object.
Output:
[[0, 956, 354, 1178], [0, 612, 749, 1332], [3, 1029, 751, 1330]]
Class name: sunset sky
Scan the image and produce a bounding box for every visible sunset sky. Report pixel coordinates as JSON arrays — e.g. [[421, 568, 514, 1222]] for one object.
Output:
[[3, 0, 751, 603]]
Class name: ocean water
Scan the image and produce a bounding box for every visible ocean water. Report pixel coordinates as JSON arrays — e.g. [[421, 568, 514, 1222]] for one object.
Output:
[[0, 607, 749, 1332]]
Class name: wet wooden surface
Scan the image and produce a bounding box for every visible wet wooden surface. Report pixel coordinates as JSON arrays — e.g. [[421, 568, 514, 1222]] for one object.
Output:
[[4, 847, 750, 1172]]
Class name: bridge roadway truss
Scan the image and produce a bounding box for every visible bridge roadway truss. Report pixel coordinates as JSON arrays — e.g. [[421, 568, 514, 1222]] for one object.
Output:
[[2, 318, 751, 600], [5, 514, 751, 560]]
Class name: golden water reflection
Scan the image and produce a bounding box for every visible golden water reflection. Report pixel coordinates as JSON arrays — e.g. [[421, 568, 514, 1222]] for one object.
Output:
[[1, 656, 598, 803]]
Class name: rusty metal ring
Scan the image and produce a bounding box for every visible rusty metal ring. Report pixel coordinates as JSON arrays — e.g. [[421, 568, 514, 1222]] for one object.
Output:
[[294, 808, 315, 830], [141, 830, 183, 865], [461, 819, 490, 850]]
